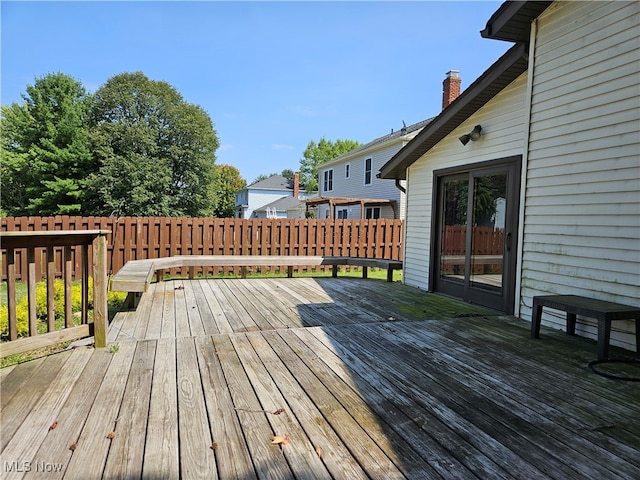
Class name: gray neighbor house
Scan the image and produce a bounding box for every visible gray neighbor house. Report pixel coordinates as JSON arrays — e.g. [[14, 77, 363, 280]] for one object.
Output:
[[234, 174, 307, 219], [379, 0, 639, 353], [306, 71, 465, 220]]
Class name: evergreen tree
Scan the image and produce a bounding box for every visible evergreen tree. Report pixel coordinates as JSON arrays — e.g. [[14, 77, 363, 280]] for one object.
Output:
[[0, 73, 92, 215]]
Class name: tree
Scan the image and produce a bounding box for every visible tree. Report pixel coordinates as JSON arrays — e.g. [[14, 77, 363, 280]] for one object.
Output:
[[212, 164, 246, 218], [0, 73, 92, 216], [252, 169, 294, 185], [281, 169, 295, 182], [299, 137, 360, 192], [85, 72, 219, 216], [251, 173, 276, 185]]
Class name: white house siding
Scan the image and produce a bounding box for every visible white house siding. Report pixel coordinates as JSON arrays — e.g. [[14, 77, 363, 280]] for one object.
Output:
[[520, 0, 640, 351], [319, 142, 407, 219], [246, 191, 289, 218], [403, 74, 529, 289]]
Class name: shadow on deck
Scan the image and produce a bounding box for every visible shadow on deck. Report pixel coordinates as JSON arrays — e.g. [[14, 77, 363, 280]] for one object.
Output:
[[1, 277, 639, 479]]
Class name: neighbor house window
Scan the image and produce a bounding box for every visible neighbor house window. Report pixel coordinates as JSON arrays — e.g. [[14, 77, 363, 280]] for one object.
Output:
[[323, 169, 333, 192], [345, 163, 350, 179], [337, 208, 348, 219], [364, 158, 372, 185], [365, 207, 381, 219]]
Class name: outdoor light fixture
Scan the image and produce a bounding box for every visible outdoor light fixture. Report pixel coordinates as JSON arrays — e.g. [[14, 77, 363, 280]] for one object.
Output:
[[459, 125, 482, 145]]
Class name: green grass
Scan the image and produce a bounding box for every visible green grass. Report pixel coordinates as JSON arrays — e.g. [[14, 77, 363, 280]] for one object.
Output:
[[0, 281, 28, 307]]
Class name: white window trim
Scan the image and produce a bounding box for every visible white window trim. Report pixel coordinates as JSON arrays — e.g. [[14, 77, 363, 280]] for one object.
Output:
[[364, 158, 372, 186], [365, 206, 381, 219], [323, 169, 334, 192]]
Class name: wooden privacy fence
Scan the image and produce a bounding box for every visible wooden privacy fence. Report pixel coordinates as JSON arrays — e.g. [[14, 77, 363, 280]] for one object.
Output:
[[441, 226, 504, 274], [2, 216, 404, 281]]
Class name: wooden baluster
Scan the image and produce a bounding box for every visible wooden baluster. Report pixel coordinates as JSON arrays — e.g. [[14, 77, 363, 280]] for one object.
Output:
[[64, 245, 73, 328], [6, 247, 17, 340], [81, 244, 89, 324], [46, 246, 55, 332], [27, 248, 37, 336]]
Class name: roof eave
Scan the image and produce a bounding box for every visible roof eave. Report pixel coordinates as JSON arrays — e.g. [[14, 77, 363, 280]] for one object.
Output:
[[378, 42, 528, 180], [480, 1, 553, 42]]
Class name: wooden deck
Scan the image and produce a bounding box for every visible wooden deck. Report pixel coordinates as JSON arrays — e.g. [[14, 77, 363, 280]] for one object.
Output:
[[1, 277, 639, 479]]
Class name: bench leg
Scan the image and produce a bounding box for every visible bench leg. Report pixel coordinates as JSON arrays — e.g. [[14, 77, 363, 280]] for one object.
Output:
[[531, 302, 543, 339], [636, 318, 640, 357], [287, 266, 293, 278], [332, 265, 338, 278], [125, 292, 137, 309], [362, 266, 368, 279], [566, 312, 577, 336], [597, 319, 612, 361], [387, 267, 393, 283]]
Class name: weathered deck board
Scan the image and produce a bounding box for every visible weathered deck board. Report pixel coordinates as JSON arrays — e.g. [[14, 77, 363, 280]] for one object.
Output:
[[142, 337, 179, 479], [290, 327, 512, 479], [176, 336, 218, 478], [0, 352, 69, 451], [212, 334, 293, 479], [0, 348, 93, 480], [2, 278, 639, 479], [194, 335, 257, 479], [329, 323, 614, 479], [63, 340, 137, 478]]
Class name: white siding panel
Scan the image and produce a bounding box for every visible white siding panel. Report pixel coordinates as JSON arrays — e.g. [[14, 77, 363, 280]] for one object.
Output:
[[521, 0, 640, 351], [403, 73, 529, 290]]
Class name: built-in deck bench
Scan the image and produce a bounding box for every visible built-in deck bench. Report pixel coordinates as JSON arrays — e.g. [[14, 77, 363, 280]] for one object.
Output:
[[110, 255, 402, 305], [531, 294, 640, 360]]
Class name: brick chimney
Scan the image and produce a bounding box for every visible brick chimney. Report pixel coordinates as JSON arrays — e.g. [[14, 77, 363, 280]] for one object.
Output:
[[442, 70, 461, 110], [293, 173, 300, 199]]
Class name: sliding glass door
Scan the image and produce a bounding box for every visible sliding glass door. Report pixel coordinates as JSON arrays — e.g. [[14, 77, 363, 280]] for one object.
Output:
[[433, 157, 520, 313]]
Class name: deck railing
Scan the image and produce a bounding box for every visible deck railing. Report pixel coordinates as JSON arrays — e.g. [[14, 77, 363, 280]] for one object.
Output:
[[0, 230, 109, 357]]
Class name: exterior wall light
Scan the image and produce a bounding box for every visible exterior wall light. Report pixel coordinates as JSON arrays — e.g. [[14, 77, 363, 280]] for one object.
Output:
[[459, 125, 482, 145]]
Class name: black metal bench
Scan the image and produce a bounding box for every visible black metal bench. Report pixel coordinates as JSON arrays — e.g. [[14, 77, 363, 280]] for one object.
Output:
[[531, 295, 640, 360]]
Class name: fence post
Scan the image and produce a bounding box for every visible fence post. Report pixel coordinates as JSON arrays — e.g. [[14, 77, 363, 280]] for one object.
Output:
[[93, 233, 108, 348]]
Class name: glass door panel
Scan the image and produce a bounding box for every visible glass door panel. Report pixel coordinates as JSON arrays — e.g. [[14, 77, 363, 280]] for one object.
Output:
[[470, 174, 507, 291], [439, 178, 468, 284]]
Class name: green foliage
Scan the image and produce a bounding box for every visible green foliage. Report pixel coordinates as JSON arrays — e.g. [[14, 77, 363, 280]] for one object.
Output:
[[0, 73, 92, 216], [1, 71, 221, 217], [0, 278, 100, 339], [212, 164, 246, 218], [85, 72, 220, 216], [299, 137, 360, 192], [280, 169, 295, 182]]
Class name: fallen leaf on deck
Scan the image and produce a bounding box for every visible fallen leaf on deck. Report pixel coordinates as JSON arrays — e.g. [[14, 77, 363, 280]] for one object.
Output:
[[175, 285, 184, 290], [69, 443, 77, 451], [271, 435, 290, 445], [49, 421, 58, 431], [272, 408, 284, 415], [316, 447, 323, 457], [106, 431, 116, 439], [210, 442, 218, 450]]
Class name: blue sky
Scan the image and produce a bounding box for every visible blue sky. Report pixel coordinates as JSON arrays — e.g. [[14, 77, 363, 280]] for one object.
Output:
[[1, 1, 508, 183]]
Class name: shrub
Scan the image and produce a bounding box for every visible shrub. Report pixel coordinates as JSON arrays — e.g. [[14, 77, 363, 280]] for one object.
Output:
[[0, 277, 110, 339]]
